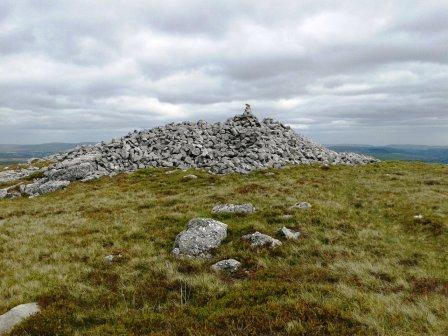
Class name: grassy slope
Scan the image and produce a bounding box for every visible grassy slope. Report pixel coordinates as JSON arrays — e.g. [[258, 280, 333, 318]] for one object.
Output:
[[0, 162, 447, 335]]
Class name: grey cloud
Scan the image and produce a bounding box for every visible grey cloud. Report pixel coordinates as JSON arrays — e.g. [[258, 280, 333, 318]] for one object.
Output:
[[0, 0, 447, 145]]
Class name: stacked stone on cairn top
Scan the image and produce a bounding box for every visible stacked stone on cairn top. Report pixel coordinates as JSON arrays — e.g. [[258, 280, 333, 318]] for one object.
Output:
[[243, 103, 252, 115]]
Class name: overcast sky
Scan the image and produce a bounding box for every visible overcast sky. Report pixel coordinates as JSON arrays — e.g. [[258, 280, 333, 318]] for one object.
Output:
[[0, 1, 447, 145]]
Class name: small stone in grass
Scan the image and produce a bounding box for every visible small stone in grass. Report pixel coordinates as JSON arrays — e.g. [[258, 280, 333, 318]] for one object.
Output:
[[211, 259, 241, 272], [104, 254, 122, 263], [290, 202, 311, 210], [183, 174, 198, 180], [279, 226, 301, 240], [242, 231, 282, 248], [212, 203, 256, 214]]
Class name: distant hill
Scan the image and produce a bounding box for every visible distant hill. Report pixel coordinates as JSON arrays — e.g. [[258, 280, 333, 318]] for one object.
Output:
[[0, 142, 94, 164], [328, 144, 448, 164]]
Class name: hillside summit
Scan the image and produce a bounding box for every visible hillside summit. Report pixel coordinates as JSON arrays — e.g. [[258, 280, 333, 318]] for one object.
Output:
[[19, 105, 376, 196]]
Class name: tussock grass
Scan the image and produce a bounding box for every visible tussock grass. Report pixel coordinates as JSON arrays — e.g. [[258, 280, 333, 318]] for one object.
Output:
[[0, 162, 447, 335]]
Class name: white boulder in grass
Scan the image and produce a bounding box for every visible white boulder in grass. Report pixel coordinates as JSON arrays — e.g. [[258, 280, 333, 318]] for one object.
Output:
[[0, 303, 40, 335]]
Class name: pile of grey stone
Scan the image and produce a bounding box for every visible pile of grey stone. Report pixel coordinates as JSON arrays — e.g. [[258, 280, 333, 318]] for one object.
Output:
[[4, 104, 377, 197]]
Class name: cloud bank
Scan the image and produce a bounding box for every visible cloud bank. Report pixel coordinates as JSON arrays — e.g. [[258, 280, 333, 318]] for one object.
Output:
[[0, 0, 447, 145]]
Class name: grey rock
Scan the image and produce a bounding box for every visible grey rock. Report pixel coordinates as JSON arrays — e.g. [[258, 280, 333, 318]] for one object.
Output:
[[104, 255, 114, 263], [212, 203, 256, 214], [20, 180, 70, 196], [281, 214, 293, 220], [279, 227, 301, 240], [44, 156, 98, 181], [242, 231, 282, 248], [0, 189, 6, 199], [0, 166, 41, 184], [104, 254, 122, 263], [290, 202, 311, 210], [172, 218, 228, 258], [0, 303, 40, 335], [211, 259, 241, 272]]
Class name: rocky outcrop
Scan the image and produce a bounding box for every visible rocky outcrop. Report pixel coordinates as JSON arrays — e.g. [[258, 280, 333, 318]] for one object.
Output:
[[172, 218, 228, 258], [0, 167, 41, 184], [212, 203, 256, 214], [242, 232, 282, 248], [0, 303, 40, 335]]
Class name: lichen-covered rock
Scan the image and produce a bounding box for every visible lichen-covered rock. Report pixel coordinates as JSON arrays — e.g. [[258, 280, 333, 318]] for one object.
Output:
[[279, 227, 301, 240], [0, 167, 41, 184], [0, 303, 40, 335], [172, 218, 228, 258], [212, 203, 256, 214], [242, 231, 282, 248], [20, 179, 70, 196], [44, 155, 99, 181], [211, 259, 241, 272]]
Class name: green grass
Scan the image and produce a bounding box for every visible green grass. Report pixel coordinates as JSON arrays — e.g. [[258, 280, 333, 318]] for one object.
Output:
[[0, 162, 447, 335]]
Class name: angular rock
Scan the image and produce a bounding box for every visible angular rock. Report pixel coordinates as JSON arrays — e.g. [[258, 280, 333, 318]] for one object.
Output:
[[0, 167, 41, 184], [0, 303, 40, 335], [279, 227, 301, 240], [290, 202, 311, 210], [44, 155, 98, 181], [172, 218, 228, 258], [20, 180, 70, 196], [211, 259, 241, 272], [212, 203, 256, 214], [242, 231, 282, 248], [0, 189, 6, 199]]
